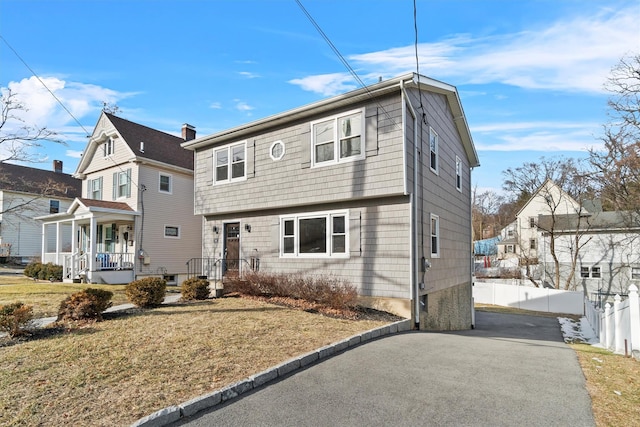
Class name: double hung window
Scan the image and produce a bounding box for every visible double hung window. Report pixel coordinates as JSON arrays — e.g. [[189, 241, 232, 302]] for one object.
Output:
[[214, 142, 246, 184], [430, 214, 440, 257], [159, 173, 172, 193], [429, 127, 438, 173], [49, 200, 60, 214], [103, 137, 115, 157], [281, 211, 348, 258], [89, 177, 103, 200], [113, 169, 131, 199], [312, 110, 364, 166]]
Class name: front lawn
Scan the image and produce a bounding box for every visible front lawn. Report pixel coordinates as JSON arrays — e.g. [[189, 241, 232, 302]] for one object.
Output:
[[0, 297, 391, 426], [0, 274, 128, 317]]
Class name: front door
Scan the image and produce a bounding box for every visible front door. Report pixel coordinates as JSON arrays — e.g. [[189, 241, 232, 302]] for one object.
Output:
[[223, 222, 240, 277]]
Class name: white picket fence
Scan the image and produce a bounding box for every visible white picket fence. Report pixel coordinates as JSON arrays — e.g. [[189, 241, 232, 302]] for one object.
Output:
[[585, 284, 640, 358], [473, 281, 584, 315]]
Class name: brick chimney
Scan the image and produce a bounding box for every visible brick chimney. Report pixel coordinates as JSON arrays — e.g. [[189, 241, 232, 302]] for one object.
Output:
[[182, 124, 196, 141], [53, 160, 63, 173]]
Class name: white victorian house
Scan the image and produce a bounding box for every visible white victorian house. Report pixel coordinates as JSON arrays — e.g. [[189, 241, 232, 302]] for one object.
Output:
[[38, 112, 202, 285]]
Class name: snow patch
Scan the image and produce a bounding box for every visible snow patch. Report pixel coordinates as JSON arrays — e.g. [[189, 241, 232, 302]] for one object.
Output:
[[558, 317, 600, 345]]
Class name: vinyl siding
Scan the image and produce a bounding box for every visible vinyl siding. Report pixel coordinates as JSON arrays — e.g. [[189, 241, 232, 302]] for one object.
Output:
[[137, 165, 201, 276], [0, 190, 74, 258]]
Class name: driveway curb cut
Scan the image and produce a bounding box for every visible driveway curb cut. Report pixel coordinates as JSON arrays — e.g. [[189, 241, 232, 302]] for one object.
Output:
[[130, 319, 412, 427]]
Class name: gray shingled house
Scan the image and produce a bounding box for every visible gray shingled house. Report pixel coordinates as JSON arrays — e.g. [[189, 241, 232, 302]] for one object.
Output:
[[183, 73, 480, 330]]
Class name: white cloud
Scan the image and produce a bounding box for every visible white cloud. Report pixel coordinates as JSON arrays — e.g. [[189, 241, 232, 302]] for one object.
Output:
[[65, 149, 84, 159], [2, 76, 135, 132], [238, 71, 260, 79], [288, 72, 359, 96], [209, 102, 222, 109], [293, 4, 639, 95], [234, 100, 254, 112]]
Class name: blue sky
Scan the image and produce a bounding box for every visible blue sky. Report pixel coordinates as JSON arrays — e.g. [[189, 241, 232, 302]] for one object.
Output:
[[1, 0, 638, 193]]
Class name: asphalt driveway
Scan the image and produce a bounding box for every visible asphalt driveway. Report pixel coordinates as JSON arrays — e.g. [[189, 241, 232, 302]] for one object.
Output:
[[173, 311, 594, 427]]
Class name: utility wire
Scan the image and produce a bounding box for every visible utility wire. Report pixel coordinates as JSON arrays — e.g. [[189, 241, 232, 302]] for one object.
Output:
[[413, 0, 429, 125], [0, 34, 91, 137], [294, 0, 397, 127]]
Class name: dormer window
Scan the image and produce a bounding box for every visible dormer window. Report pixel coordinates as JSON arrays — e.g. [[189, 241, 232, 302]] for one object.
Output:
[[103, 137, 115, 157]]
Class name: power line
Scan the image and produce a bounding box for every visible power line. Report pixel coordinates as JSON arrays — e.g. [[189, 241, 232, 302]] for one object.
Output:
[[294, 0, 397, 127], [413, 0, 429, 126], [0, 34, 91, 137]]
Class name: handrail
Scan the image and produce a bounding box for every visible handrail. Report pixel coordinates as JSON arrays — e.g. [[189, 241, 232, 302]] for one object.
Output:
[[185, 257, 258, 281]]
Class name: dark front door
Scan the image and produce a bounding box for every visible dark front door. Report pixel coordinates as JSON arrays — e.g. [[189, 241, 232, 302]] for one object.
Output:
[[223, 222, 240, 277]]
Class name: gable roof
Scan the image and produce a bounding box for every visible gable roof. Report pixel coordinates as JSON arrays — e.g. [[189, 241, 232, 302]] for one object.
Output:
[[0, 162, 81, 198], [537, 211, 640, 233], [515, 178, 582, 218], [104, 113, 193, 170], [75, 112, 194, 175], [182, 73, 479, 167]]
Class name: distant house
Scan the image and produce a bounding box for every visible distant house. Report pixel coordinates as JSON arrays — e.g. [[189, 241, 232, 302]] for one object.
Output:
[[538, 211, 640, 296], [0, 161, 81, 264], [38, 112, 202, 285], [496, 179, 582, 266], [183, 73, 480, 330], [493, 179, 640, 295]]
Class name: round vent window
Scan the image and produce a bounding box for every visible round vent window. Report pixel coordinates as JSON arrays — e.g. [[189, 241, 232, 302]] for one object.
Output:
[[270, 140, 285, 161]]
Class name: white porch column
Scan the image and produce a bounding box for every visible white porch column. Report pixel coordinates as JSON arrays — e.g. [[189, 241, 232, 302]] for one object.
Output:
[[55, 221, 62, 265], [89, 215, 97, 273], [628, 285, 640, 358], [41, 222, 47, 263]]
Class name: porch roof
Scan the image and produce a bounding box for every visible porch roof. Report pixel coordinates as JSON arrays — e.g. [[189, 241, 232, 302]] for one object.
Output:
[[36, 197, 140, 222]]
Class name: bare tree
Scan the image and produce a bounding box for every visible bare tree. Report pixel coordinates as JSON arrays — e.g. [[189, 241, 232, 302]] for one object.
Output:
[[0, 89, 65, 164], [502, 158, 596, 290], [472, 186, 505, 240], [589, 53, 640, 223]]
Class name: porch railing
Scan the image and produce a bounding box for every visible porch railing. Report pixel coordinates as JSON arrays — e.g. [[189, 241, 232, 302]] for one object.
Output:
[[186, 257, 259, 281], [96, 252, 135, 270]]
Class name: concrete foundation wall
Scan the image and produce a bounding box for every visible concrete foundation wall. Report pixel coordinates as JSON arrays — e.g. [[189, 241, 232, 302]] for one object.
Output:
[[421, 281, 473, 330]]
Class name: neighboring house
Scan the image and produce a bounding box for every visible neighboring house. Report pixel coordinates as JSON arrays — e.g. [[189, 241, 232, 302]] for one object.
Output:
[[38, 112, 202, 285], [538, 211, 640, 296], [497, 179, 583, 265], [0, 161, 81, 264], [183, 73, 480, 330]]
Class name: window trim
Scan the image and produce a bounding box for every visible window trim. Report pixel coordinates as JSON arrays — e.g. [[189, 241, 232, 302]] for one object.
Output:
[[213, 141, 247, 185], [159, 172, 173, 194], [631, 267, 640, 280], [455, 156, 462, 192], [311, 108, 365, 168], [164, 225, 181, 239], [49, 199, 60, 214], [529, 239, 537, 250], [269, 140, 286, 161], [103, 137, 115, 157], [279, 210, 349, 259], [429, 127, 439, 174], [430, 213, 440, 258], [89, 177, 103, 200]]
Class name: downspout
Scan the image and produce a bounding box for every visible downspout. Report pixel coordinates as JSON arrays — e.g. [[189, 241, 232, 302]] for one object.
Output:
[[401, 79, 420, 329], [470, 166, 476, 329]]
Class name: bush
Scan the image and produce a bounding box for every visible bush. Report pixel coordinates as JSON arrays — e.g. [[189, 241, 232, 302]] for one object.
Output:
[[23, 262, 63, 282], [125, 277, 167, 307], [180, 277, 210, 300], [57, 288, 114, 321], [0, 302, 34, 338], [225, 272, 358, 310]]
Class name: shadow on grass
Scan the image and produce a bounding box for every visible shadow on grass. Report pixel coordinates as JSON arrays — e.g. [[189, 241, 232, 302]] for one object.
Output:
[[0, 324, 99, 348]]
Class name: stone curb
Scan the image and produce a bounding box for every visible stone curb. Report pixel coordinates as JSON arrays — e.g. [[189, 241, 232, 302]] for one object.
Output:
[[130, 318, 412, 426]]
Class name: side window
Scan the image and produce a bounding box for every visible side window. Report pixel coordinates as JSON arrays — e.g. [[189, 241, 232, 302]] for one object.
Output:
[[455, 156, 462, 191], [49, 200, 60, 214], [214, 142, 246, 184], [430, 214, 440, 258], [164, 225, 180, 239], [112, 169, 131, 199], [631, 267, 640, 280], [89, 177, 103, 200], [159, 173, 172, 194], [311, 109, 364, 167], [429, 127, 438, 174]]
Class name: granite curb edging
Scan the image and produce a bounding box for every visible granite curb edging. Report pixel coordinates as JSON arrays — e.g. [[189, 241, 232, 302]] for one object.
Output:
[[130, 319, 412, 427]]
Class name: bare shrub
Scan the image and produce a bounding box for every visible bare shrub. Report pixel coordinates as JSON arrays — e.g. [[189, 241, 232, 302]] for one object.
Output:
[[0, 302, 34, 337], [57, 288, 113, 321], [225, 272, 358, 310], [180, 278, 210, 300]]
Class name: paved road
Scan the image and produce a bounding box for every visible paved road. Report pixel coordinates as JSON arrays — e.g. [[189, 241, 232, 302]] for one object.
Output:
[[172, 311, 594, 427]]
